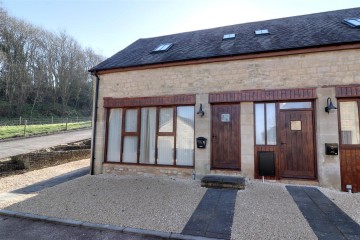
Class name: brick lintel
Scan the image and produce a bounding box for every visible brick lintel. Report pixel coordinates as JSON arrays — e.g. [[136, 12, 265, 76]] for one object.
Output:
[[104, 94, 196, 108], [336, 86, 360, 98], [209, 88, 317, 103]]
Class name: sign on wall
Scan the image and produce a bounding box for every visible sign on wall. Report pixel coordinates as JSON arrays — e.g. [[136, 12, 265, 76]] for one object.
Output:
[[221, 114, 231, 122]]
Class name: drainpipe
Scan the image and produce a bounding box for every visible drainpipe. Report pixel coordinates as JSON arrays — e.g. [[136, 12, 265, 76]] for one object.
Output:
[[90, 72, 100, 175]]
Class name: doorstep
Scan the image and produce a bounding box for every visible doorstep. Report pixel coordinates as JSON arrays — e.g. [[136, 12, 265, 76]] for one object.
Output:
[[201, 175, 245, 190]]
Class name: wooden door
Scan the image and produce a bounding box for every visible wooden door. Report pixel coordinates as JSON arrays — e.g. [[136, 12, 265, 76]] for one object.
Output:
[[279, 110, 316, 178], [211, 104, 240, 169], [338, 100, 360, 192]]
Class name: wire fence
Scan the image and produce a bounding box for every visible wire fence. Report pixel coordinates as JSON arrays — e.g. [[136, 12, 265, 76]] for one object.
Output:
[[0, 116, 92, 126], [0, 117, 92, 139]]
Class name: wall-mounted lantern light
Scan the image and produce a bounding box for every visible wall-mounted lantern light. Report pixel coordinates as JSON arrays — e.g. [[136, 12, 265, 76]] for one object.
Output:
[[325, 97, 337, 114], [197, 104, 205, 117]]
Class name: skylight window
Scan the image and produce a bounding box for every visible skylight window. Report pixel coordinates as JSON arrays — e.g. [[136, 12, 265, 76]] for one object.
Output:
[[153, 43, 173, 52], [223, 33, 236, 40], [255, 29, 270, 35], [343, 18, 360, 28]]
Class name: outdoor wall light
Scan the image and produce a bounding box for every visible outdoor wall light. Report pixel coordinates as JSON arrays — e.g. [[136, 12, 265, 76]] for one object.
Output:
[[197, 104, 205, 117], [325, 97, 337, 114]]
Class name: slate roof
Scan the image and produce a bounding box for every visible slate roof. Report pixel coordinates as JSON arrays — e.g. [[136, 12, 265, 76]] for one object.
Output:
[[90, 7, 360, 72]]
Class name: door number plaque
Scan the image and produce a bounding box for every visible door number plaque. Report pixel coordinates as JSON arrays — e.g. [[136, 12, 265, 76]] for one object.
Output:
[[291, 121, 301, 131], [221, 114, 231, 122]]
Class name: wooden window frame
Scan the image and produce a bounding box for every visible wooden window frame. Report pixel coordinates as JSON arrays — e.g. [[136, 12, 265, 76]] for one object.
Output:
[[105, 105, 194, 168], [121, 108, 141, 163], [156, 107, 176, 166], [254, 102, 277, 146], [338, 98, 360, 149]]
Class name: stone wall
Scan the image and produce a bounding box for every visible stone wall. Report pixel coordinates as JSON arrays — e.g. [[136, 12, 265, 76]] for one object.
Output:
[[0, 150, 90, 176], [93, 48, 360, 189], [14, 150, 90, 170], [103, 164, 193, 179]]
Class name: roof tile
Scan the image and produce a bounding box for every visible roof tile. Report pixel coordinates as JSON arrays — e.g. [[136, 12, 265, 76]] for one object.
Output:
[[91, 8, 360, 72]]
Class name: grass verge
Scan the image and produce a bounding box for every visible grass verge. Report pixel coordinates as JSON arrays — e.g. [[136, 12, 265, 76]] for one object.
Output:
[[0, 122, 91, 139]]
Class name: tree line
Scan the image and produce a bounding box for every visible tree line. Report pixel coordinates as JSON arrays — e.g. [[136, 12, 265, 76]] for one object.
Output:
[[0, 7, 104, 117]]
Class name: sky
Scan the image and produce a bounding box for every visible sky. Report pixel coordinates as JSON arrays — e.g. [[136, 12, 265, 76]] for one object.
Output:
[[1, 0, 359, 58]]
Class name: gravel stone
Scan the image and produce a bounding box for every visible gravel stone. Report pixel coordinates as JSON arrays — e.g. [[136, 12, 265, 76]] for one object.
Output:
[[231, 180, 317, 240], [3, 174, 206, 233], [1, 160, 359, 239], [0, 159, 89, 193]]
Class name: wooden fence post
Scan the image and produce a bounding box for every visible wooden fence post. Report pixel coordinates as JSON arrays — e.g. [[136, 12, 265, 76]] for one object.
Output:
[[24, 120, 27, 136], [19, 116, 22, 125], [65, 118, 68, 130]]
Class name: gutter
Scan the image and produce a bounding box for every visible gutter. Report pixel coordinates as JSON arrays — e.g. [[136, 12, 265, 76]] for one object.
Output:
[[90, 72, 100, 175]]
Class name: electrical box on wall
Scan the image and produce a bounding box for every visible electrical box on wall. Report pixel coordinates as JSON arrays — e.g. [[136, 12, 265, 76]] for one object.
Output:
[[325, 143, 338, 155]]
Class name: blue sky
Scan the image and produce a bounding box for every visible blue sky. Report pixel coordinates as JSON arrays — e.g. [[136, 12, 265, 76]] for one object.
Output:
[[2, 0, 359, 57]]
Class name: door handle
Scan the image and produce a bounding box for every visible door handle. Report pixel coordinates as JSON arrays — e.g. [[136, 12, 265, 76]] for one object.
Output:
[[281, 142, 286, 145]]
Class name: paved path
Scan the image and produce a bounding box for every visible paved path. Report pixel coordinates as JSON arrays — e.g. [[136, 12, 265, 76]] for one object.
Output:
[[182, 188, 237, 239], [0, 129, 91, 159], [287, 186, 360, 240], [0, 215, 162, 240]]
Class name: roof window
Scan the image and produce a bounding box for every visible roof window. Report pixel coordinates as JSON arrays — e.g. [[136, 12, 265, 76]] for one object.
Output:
[[255, 29, 270, 35], [223, 33, 236, 40], [343, 18, 360, 28], [153, 43, 173, 52]]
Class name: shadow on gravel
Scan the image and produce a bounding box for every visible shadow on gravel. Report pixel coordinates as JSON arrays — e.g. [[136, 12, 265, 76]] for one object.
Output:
[[11, 167, 89, 194]]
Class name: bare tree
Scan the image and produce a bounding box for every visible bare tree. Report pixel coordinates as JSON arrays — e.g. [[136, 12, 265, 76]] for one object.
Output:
[[0, 7, 104, 117]]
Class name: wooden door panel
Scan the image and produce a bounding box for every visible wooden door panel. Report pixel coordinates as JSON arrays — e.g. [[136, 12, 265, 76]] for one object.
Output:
[[279, 110, 316, 178], [340, 149, 360, 192], [211, 104, 240, 169]]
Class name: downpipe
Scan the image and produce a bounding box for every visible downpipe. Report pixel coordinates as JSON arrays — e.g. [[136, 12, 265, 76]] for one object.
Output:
[[90, 72, 100, 175]]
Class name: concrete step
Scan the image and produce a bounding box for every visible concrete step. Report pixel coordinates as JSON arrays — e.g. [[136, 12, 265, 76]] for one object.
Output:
[[201, 175, 245, 190]]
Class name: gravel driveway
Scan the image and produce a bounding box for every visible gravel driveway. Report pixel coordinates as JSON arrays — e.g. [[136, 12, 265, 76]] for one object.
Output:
[[1, 164, 359, 239]]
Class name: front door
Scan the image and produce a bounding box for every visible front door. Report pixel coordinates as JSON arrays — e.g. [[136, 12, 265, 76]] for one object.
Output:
[[211, 104, 240, 169], [279, 110, 316, 178]]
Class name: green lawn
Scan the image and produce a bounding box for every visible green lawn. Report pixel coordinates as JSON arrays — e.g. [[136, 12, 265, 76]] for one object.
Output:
[[0, 121, 91, 139]]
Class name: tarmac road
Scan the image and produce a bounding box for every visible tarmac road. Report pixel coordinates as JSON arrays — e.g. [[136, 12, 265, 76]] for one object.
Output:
[[0, 215, 163, 240], [0, 129, 92, 159]]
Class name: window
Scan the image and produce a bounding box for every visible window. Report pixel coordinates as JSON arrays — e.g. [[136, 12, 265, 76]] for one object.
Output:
[[153, 43, 173, 52], [343, 18, 360, 28], [340, 101, 360, 145], [255, 29, 269, 35], [122, 109, 139, 163], [106, 106, 194, 166], [158, 107, 175, 165], [255, 103, 276, 145], [139, 108, 156, 164], [176, 106, 195, 166], [223, 33, 236, 40], [279, 102, 312, 109], [106, 109, 122, 162]]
